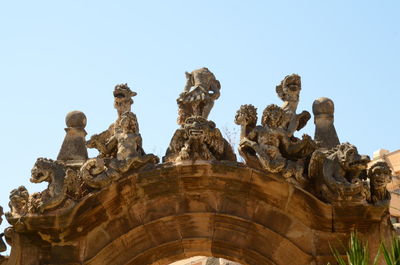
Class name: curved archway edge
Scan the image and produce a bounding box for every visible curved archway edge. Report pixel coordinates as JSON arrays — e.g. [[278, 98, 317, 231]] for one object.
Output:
[[6, 162, 392, 265]]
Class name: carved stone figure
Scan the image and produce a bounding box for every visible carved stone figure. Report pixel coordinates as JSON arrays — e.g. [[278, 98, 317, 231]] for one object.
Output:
[[177, 68, 221, 125], [6, 186, 30, 217], [235, 104, 316, 185], [309, 143, 371, 204], [57, 110, 88, 167], [368, 160, 392, 205], [276, 74, 310, 137], [87, 83, 141, 158], [312, 97, 340, 149], [82, 111, 159, 189], [163, 116, 236, 163], [30, 158, 74, 213]]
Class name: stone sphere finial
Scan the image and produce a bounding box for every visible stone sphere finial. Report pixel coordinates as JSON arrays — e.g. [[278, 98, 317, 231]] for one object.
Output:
[[312, 97, 334, 117], [65, 111, 87, 128]]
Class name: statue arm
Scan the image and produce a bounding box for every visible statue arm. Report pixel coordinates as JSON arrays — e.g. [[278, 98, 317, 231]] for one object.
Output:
[[280, 133, 313, 154]]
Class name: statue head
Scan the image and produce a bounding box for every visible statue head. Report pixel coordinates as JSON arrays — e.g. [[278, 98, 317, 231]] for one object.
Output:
[[261, 104, 285, 128], [9, 186, 29, 212], [234, 104, 258, 126], [113, 83, 137, 116], [368, 160, 392, 189], [276, 74, 301, 102]]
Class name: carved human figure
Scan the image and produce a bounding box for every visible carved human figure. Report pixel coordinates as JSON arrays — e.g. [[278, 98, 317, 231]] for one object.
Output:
[[368, 160, 392, 205], [275, 74, 310, 137], [82, 111, 158, 189], [177, 67, 221, 125], [87, 83, 140, 158], [236, 104, 316, 184]]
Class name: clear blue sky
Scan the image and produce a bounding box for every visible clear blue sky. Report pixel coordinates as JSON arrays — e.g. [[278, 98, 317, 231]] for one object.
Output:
[[0, 0, 399, 243]]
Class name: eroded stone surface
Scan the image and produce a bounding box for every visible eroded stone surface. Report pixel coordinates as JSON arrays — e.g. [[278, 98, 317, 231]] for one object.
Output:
[[3, 163, 393, 265]]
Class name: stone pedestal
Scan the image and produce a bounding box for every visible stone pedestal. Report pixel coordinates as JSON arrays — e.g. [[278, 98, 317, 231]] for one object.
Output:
[[313, 97, 340, 149], [57, 111, 88, 167]]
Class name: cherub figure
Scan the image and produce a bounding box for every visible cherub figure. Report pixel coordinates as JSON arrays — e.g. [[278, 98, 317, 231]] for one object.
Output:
[[275, 74, 311, 137], [177, 67, 221, 125], [236, 104, 315, 184]]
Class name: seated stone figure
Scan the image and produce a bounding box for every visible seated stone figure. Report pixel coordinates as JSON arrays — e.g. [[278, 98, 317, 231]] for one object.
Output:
[[235, 104, 316, 185], [368, 160, 392, 205], [82, 112, 158, 189]]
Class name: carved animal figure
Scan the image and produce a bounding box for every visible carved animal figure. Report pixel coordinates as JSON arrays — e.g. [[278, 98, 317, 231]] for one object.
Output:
[[6, 186, 30, 217], [163, 116, 236, 162], [177, 68, 221, 125], [368, 160, 392, 205], [30, 158, 71, 213], [309, 143, 371, 203]]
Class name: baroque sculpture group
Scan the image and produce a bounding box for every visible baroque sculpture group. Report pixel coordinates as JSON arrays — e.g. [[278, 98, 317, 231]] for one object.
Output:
[[0, 68, 393, 261]]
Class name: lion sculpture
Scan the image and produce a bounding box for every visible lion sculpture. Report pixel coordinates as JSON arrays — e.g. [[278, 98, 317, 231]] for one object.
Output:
[[308, 142, 371, 203]]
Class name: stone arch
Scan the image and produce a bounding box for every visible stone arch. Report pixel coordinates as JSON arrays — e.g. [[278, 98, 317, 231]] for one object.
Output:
[[6, 162, 391, 265]]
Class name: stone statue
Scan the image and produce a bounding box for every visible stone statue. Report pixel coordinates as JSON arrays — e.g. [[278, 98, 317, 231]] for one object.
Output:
[[312, 97, 340, 149], [6, 186, 30, 217], [82, 112, 158, 189], [235, 104, 316, 185], [57, 111, 88, 167], [368, 160, 392, 205], [84, 84, 158, 188], [163, 116, 236, 163], [276, 74, 311, 137], [177, 67, 221, 125], [6, 158, 82, 216], [308, 143, 371, 204], [29, 158, 77, 213], [165, 69, 235, 163], [87, 83, 141, 158]]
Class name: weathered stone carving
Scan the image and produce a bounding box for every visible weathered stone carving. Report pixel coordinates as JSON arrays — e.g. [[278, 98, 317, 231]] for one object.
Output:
[[84, 84, 158, 188], [313, 97, 340, 149], [309, 143, 371, 204], [87, 83, 141, 158], [165, 69, 235, 163], [368, 160, 392, 205], [6, 186, 30, 217], [6, 158, 83, 216], [164, 116, 236, 162], [177, 67, 221, 125], [235, 104, 315, 185], [57, 110, 88, 166], [30, 158, 75, 213], [276, 74, 311, 137]]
